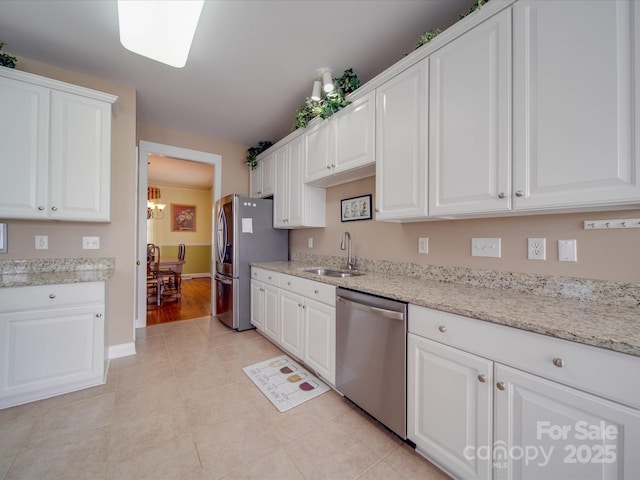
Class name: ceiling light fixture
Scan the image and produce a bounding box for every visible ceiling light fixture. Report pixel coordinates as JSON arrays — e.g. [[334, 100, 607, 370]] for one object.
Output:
[[117, 0, 204, 68], [310, 67, 334, 102]]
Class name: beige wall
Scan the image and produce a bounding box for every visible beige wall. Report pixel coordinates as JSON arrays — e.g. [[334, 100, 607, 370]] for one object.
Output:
[[137, 123, 249, 198], [4, 58, 138, 348], [290, 177, 640, 283]]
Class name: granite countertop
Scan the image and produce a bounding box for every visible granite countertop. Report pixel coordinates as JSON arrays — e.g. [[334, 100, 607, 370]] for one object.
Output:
[[253, 260, 640, 358], [0, 258, 115, 288]]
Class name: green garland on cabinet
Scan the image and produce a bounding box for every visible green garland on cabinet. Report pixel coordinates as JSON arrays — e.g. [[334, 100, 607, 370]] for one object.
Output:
[[414, 0, 490, 49], [0, 42, 17, 69], [246, 141, 273, 170]]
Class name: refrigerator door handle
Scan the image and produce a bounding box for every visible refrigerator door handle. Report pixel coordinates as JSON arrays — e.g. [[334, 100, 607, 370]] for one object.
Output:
[[216, 273, 233, 285]]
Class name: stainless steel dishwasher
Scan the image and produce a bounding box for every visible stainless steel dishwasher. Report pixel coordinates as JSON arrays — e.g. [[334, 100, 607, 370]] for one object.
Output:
[[336, 287, 408, 439]]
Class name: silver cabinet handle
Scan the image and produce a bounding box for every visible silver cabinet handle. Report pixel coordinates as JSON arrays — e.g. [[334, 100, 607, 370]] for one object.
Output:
[[96, 313, 102, 318], [51, 206, 58, 211], [38, 206, 45, 211], [477, 374, 487, 383], [287, 281, 291, 286], [552, 358, 565, 368], [268, 276, 272, 280], [314, 289, 320, 294], [326, 165, 331, 169], [438, 325, 447, 333], [298, 303, 302, 308], [496, 382, 506, 391], [515, 190, 524, 197], [498, 192, 505, 199], [49, 294, 56, 299]]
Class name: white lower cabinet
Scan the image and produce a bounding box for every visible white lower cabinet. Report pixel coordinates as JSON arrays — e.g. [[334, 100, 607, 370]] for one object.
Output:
[[251, 268, 336, 385], [408, 334, 493, 480], [408, 304, 640, 479], [0, 282, 106, 409]]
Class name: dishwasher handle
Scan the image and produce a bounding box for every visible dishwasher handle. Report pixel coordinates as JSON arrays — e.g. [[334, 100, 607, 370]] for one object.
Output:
[[337, 295, 405, 321]]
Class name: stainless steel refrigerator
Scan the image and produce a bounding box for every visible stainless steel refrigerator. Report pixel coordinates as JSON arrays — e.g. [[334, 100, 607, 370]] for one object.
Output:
[[214, 194, 288, 330]]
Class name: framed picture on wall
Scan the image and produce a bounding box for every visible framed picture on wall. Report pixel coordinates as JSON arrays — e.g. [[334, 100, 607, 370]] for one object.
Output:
[[171, 204, 196, 232], [341, 194, 372, 222]]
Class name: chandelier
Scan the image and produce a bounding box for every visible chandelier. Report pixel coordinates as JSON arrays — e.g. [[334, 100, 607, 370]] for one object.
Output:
[[147, 187, 166, 219]]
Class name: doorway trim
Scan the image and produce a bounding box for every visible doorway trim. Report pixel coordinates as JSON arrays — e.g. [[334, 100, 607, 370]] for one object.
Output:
[[136, 140, 222, 329]]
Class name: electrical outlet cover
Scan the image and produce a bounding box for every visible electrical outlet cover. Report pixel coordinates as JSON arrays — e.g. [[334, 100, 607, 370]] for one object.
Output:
[[527, 238, 546, 260]]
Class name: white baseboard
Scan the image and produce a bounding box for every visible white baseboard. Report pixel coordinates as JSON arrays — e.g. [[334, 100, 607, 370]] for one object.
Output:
[[182, 273, 212, 279], [109, 342, 136, 359]]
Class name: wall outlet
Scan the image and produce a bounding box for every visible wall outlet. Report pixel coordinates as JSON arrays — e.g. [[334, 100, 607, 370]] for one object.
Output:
[[527, 238, 546, 260], [558, 239, 577, 262], [82, 236, 100, 249], [35, 235, 48, 250], [418, 237, 428, 254], [471, 238, 501, 258]]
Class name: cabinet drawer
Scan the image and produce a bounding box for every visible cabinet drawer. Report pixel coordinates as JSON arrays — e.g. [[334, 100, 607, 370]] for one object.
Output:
[[251, 268, 280, 286], [0, 282, 105, 312], [409, 304, 640, 410], [280, 274, 336, 306]]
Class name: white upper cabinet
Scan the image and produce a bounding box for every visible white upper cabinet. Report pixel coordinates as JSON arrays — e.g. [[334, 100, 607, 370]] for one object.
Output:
[[274, 133, 325, 229], [375, 59, 429, 221], [249, 151, 274, 198], [0, 68, 116, 222], [304, 91, 376, 187], [429, 9, 512, 216], [513, 0, 640, 211], [0, 76, 49, 219]]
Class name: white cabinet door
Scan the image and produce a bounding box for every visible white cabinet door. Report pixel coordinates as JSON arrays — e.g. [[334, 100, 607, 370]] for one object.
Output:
[[408, 334, 493, 480], [251, 152, 275, 198], [303, 298, 336, 385], [495, 363, 640, 479], [280, 289, 304, 359], [375, 59, 429, 221], [262, 283, 280, 342], [333, 91, 375, 175], [429, 9, 511, 216], [273, 145, 289, 228], [49, 90, 111, 221], [286, 134, 306, 227], [250, 280, 264, 330], [513, 0, 640, 210], [0, 76, 49, 219], [304, 119, 332, 183]]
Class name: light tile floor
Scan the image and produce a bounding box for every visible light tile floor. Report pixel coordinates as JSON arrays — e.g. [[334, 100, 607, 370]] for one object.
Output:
[[0, 316, 451, 480]]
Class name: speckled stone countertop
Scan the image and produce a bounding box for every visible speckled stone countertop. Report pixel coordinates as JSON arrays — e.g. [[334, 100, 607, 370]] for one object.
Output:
[[0, 258, 115, 288], [253, 256, 640, 358]]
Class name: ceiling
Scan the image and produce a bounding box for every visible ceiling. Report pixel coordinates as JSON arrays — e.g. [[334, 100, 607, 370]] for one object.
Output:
[[147, 154, 214, 189], [0, 0, 474, 149]]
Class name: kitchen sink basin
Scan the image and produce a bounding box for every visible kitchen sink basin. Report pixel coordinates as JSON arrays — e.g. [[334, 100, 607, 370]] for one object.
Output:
[[302, 268, 364, 278]]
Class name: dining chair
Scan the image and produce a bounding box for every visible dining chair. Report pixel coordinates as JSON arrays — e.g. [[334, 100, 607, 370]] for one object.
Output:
[[146, 244, 162, 306], [160, 243, 186, 300]]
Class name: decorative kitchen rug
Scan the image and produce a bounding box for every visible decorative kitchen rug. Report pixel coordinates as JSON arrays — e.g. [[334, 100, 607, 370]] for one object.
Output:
[[242, 355, 330, 412]]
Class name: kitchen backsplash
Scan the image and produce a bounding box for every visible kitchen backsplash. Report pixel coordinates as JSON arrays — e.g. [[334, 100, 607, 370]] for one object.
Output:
[[291, 252, 640, 308]]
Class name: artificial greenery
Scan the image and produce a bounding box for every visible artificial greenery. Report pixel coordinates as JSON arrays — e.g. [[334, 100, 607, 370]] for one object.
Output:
[[246, 141, 273, 170], [413, 0, 490, 51], [460, 0, 490, 19], [292, 68, 360, 131], [0, 42, 17, 69]]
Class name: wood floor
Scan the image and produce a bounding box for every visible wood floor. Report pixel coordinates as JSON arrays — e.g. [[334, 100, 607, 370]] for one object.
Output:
[[146, 277, 212, 325]]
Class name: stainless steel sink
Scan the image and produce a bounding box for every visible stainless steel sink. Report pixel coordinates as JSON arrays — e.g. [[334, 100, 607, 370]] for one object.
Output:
[[302, 268, 364, 278]]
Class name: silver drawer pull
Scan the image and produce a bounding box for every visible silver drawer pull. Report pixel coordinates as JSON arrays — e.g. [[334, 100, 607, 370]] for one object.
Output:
[[477, 374, 487, 383], [552, 357, 565, 368], [438, 325, 447, 333], [496, 382, 506, 391], [49, 294, 56, 299], [96, 313, 102, 318], [314, 289, 320, 294]]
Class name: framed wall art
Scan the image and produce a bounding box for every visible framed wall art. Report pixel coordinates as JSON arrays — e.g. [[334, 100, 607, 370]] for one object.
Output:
[[171, 204, 196, 232], [341, 194, 372, 222]]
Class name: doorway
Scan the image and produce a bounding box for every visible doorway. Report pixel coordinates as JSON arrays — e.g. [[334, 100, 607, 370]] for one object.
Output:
[[136, 141, 222, 330]]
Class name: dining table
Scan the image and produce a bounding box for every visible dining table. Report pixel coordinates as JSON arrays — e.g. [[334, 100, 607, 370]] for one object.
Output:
[[150, 256, 185, 299]]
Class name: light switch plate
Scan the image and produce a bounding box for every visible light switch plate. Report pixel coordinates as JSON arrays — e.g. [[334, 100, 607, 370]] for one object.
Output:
[[418, 237, 428, 254], [471, 238, 501, 258], [558, 239, 577, 262]]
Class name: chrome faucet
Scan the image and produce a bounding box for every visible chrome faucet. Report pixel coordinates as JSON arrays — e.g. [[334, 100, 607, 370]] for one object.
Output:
[[340, 231, 356, 270]]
